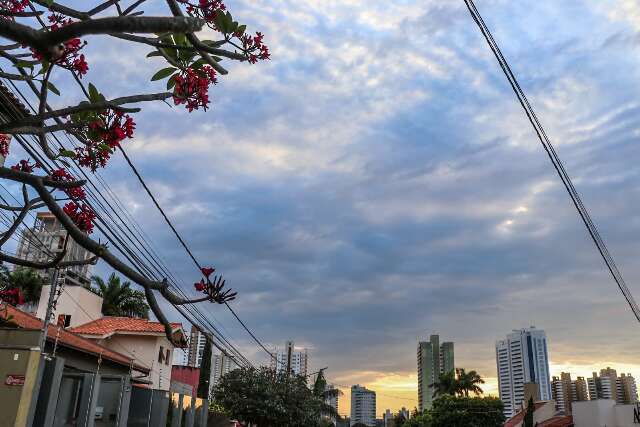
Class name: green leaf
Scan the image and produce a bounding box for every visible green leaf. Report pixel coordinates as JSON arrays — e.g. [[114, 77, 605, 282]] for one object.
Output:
[[166, 74, 178, 90], [151, 67, 177, 81], [201, 40, 226, 48], [146, 51, 163, 58], [235, 25, 247, 37], [58, 149, 76, 158], [14, 60, 34, 69], [173, 33, 187, 46], [214, 10, 227, 33], [191, 58, 207, 70], [88, 83, 100, 103], [46, 82, 60, 96]]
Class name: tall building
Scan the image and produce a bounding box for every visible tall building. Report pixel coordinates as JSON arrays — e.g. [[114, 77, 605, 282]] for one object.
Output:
[[324, 384, 339, 421], [551, 372, 588, 414], [17, 212, 93, 288], [588, 368, 638, 404], [417, 334, 454, 411], [383, 409, 393, 427], [187, 325, 208, 367], [211, 353, 236, 387], [495, 327, 551, 418], [271, 340, 309, 376], [350, 385, 376, 427]]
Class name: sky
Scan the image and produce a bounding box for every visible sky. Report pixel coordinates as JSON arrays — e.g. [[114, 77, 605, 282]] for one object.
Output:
[[5, 0, 640, 419]]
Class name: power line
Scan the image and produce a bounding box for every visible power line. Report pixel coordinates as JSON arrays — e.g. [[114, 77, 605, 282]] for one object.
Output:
[[463, 0, 640, 321]]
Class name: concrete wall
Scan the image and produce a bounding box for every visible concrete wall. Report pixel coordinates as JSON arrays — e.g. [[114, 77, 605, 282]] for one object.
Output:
[[0, 329, 42, 427], [98, 334, 173, 390], [573, 399, 616, 426], [36, 284, 103, 327]]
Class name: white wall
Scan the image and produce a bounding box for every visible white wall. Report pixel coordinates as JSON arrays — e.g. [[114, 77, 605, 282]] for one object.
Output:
[[98, 334, 175, 391], [36, 285, 103, 327], [573, 399, 616, 427]]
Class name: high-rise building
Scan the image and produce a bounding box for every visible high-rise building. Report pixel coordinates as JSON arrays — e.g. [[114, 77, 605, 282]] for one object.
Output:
[[323, 384, 339, 424], [383, 409, 393, 427], [495, 327, 551, 418], [417, 334, 454, 411], [17, 212, 93, 288], [587, 368, 638, 404], [186, 325, 208, 367], [551, 372, 588, 414], [271, 340, 309, 376], [211, 353, 236, 387], [350, 385, 376, 427], [172, 347, 189, 366]]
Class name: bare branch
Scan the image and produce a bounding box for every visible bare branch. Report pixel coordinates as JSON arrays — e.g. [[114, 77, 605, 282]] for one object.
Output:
[[0, 11, 43, 17], [0, 249, 66, 269], [0, 71, 34, 82], [0, 16, 204, 56], [30, 1, 90, 20], [0, 92, 172, 132]]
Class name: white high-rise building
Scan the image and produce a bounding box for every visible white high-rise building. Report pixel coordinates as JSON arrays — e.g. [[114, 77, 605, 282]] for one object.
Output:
[[271, 340, 309, 377], [187, 326, 208, 367], [211, 353, 236, 388], [172, 347, 189, 366], [350, 385, 376, 427], [496, 327, 551, 418]]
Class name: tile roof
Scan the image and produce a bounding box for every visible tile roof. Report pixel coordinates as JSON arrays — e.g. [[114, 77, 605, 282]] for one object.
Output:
[[504, 402, 549, 427], [0, 81, 31, 118], [70, 316, 183, 339], [537, 416, 573, 427], [0, 304, 149, 373]]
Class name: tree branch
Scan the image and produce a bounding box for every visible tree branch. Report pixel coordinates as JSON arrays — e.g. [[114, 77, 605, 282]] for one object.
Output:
[[0, 16, 204, 56], [0, 92, 172, 132]]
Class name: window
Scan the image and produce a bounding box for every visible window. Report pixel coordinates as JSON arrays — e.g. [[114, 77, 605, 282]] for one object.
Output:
[[158, 346, 165, 363], [165, 349, 170, 365]]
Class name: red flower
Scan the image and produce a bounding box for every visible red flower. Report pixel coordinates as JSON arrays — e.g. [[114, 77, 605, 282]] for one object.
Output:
[[0, 287, 24, 306], [76, 109, 135, 171], [201, 267, 215, 278], [172, 66, 218, 112], [0, 134, 10, 157], [11, 159, 37, 173], [0, 0, 29, 20], [63, 201, 96, 234], [31, 14, 88, 77], [50, 168, 86, 201], [194, 280, 206, 292]]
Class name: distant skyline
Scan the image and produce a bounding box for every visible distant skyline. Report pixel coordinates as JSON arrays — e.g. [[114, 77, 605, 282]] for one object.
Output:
[[10, 0, 640, 420]]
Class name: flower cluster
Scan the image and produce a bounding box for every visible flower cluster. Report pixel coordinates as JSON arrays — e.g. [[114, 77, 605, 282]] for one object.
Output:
[[76, 110, 135, 171], [50, 168, 86, 200], [172, 66, 217, 112], [10, 159, 38, 173], [31, 14, 88, 76], [0, 287, 24, 306], [0, 134, 10, 157], [240, 32, 270, 64], [0, 0, 29, 19], [63, 201, 96, 234], [194, 267, 215, 291], [178, 0, 226, 24]]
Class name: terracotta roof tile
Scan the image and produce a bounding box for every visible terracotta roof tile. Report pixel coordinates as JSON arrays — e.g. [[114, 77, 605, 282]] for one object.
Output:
[[0, 304, 149, 373], [70, 316, 183, 337], [537, 416, 573, 427]]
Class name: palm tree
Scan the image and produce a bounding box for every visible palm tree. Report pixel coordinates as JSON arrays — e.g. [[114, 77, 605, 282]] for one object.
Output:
[[91, 273, 149, 318], [9, 267, 46, 304], [430, 370, 459, 397], [456, 368, 485, 397], [313, 369, 343, 423]]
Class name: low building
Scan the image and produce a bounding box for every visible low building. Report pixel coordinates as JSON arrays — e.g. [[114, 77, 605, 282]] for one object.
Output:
[[504, 400, 570, 427], [70, 316, 186, 391]]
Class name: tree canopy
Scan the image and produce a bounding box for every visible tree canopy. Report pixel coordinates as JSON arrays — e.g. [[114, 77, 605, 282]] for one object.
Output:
[[213, 366, 328, 427], [402, 396, 504, 427], [91, 272, 149, 318]]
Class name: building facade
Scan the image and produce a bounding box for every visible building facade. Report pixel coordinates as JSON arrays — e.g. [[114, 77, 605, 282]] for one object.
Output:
[[271, 340, 309, 376], [588, 368, 638, 404], [417, 334, 454, 411], [17, 212, 94, 288], [552, 372, 589, 414], [187, 325, 208, 367], [211, 353, 236, 388], [495, 327, 551, 418], [350, 385, 376, 427]]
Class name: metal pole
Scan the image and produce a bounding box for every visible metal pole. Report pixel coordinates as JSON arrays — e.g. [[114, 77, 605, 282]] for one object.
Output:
[[38, 268, 60, 354]]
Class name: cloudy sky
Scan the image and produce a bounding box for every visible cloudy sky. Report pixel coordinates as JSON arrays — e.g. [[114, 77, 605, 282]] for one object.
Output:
[[6, 0, 640, 417]]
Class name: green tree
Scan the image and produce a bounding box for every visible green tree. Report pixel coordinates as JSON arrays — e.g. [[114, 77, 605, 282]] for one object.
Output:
[[197, 336, 212, 398], [394, 413, 408, 426], [91, 273, 149, 318], [403, 413, 432, 427], [455, 368, 485, 397], [312, 369, 342, 422], [430, 370, 459, 397], [428, 395, 505, 427], [213, 367, 324, 427], [0, 265, 45, 304], [523, 397, 534, 427]]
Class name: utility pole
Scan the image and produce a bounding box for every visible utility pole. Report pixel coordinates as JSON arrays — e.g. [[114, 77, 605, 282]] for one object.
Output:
[[38, 268, 60, 354], [286, 340, 293, 377]]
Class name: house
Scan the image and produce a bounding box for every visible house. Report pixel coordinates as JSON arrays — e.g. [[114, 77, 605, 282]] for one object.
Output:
[[0, 304, 150, 426], [70, 316, 186, 391]]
